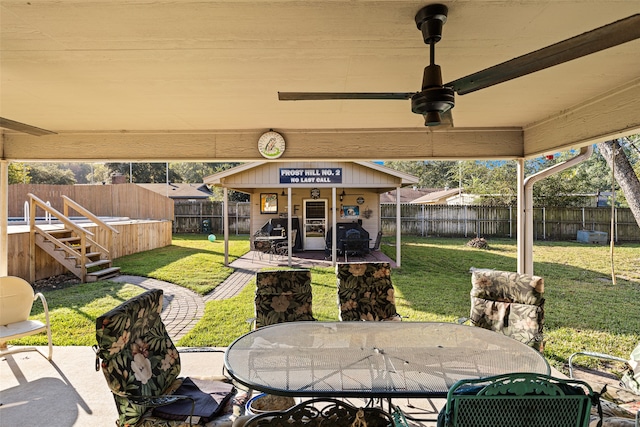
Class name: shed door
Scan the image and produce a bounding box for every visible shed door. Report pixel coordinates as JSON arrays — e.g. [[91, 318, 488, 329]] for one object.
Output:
[[303, 200, 327, 250]]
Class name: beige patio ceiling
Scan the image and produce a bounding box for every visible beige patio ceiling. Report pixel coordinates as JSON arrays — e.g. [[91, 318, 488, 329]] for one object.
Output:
[[1, 1, 640, 162]]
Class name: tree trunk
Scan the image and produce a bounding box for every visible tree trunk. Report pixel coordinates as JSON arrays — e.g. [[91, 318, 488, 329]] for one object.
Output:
[[597, 139, 640, 228]]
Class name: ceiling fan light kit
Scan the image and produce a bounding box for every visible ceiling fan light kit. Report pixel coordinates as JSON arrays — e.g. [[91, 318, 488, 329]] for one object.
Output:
[[278, 4, 640, 128]]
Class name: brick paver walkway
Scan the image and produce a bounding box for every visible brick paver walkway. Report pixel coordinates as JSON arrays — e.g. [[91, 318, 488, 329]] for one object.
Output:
[[111, 264, 260, 340]]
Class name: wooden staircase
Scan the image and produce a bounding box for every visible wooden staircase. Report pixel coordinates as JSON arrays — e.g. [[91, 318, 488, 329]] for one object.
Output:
[[29, 193, 121, 282]]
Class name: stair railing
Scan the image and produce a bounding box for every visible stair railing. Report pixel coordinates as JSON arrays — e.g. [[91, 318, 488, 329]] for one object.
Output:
[[28, 193, 93, 282], [62, 195, 119, 257]]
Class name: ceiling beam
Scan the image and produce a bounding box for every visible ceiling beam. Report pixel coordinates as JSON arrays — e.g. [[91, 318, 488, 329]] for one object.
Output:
[[524, 79, 640, 157], [2, 128, 523, 162]]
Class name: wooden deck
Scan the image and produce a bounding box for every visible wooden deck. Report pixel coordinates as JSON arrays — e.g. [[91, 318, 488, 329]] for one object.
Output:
[[7, 218, 172, 281]]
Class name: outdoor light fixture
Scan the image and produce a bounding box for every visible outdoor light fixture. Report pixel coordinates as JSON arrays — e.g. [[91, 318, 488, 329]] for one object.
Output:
[[281, 190, 286, 196], [340, 190, 346, 202]]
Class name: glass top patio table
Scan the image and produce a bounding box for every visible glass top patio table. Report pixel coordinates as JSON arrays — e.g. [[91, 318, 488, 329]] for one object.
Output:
[[224, 322, 550, 398]]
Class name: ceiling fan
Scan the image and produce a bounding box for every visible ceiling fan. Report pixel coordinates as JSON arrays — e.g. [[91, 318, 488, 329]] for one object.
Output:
[[278, 4, 640, 127], [0, 117, 56, 136]]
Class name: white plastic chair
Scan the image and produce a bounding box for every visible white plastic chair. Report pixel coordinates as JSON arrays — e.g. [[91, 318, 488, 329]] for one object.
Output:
[[0, 276, 52, 360]]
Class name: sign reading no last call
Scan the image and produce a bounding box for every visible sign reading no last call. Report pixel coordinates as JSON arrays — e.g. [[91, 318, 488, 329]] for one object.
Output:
[[279, 168, 343, 184]]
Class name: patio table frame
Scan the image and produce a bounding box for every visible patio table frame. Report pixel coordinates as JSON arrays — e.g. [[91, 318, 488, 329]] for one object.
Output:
[[224, 322, 550, 399]]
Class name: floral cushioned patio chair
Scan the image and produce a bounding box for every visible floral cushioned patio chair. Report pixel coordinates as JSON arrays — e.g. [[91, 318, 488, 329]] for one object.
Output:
[[336, 262, 400, 322], [469, 268, 545, 351], [254, 269, 315, 329], [94, 289, 234, 427]]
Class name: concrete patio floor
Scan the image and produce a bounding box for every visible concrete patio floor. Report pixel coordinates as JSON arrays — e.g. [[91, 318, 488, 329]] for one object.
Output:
[[0, 345, 445, 427], [0, 346, 231, 427]]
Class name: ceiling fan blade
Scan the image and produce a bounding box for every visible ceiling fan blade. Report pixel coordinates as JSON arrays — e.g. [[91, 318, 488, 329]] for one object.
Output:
[[0, 117, 57, 136], [447, 14, 640, 95], [278, 92, 416, 101]]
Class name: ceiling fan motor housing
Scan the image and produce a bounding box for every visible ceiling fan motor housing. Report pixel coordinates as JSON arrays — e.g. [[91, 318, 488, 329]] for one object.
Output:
[[411, 63, 455, 125], [411, 88, 455, 125]]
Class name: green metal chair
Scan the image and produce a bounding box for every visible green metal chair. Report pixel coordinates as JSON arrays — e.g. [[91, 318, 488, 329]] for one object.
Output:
[[438, 373, 598, 427]]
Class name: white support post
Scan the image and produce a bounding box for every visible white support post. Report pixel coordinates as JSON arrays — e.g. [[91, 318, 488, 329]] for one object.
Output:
[[223, 187, 229, 266], [1, 160, 8, 276], [287, 187, 292, 267], [396, 186, 401, 267], [332, 187, 337, 266], [516, 159, 526, 274], [522, 146, 593, 276]]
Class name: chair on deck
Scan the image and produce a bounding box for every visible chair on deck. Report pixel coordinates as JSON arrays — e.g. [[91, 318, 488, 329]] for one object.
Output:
[[253, 269, 315, 329], [243, 398, 394, 427], [274, 229, 297, 258], [336, 262, 400, 322], [252, 230, 273, 261], [0, 276, 52, 361], [437, 373, 598, 427], [342, 228, 368, 262], [469, 268, 545, 351], [370, 231, 383, 252], [94, 289, 235, 427]]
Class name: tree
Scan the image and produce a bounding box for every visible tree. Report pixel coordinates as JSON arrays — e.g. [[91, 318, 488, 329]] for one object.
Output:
[[384, 141, 639, 210], [384, 160, 458, 188], [28, 163, 76, 185], [56, 162, 92, 184], [106, 162, 182, 183], [86, 163, 111, 184], [170, 162, 243, 183], [597, 137, 640, 227], [8, 163, 30, 184]]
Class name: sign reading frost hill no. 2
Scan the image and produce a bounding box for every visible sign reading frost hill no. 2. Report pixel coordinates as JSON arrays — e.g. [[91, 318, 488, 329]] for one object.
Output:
[[279, 168, 343, 184]]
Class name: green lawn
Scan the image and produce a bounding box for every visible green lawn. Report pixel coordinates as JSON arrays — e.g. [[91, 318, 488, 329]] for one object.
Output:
[[113, 234, 249, 294], [180, 236, 640, 373], [13, 234, 640, 373]]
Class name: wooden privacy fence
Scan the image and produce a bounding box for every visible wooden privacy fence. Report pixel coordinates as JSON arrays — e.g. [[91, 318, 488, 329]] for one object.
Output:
[[175, 200, 639, 242], [173, 200, 251, 234], [8, 183, 174, 220], [381, 204, 640, 241]]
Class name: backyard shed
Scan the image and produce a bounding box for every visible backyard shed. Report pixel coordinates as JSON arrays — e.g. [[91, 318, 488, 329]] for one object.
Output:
[[205, 161, 418, 266]]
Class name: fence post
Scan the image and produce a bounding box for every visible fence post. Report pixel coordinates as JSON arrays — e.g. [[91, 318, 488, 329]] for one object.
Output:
[[542, 207, 546, 240], [464, 205, 468, 238], [509, 205, 512, 238]]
